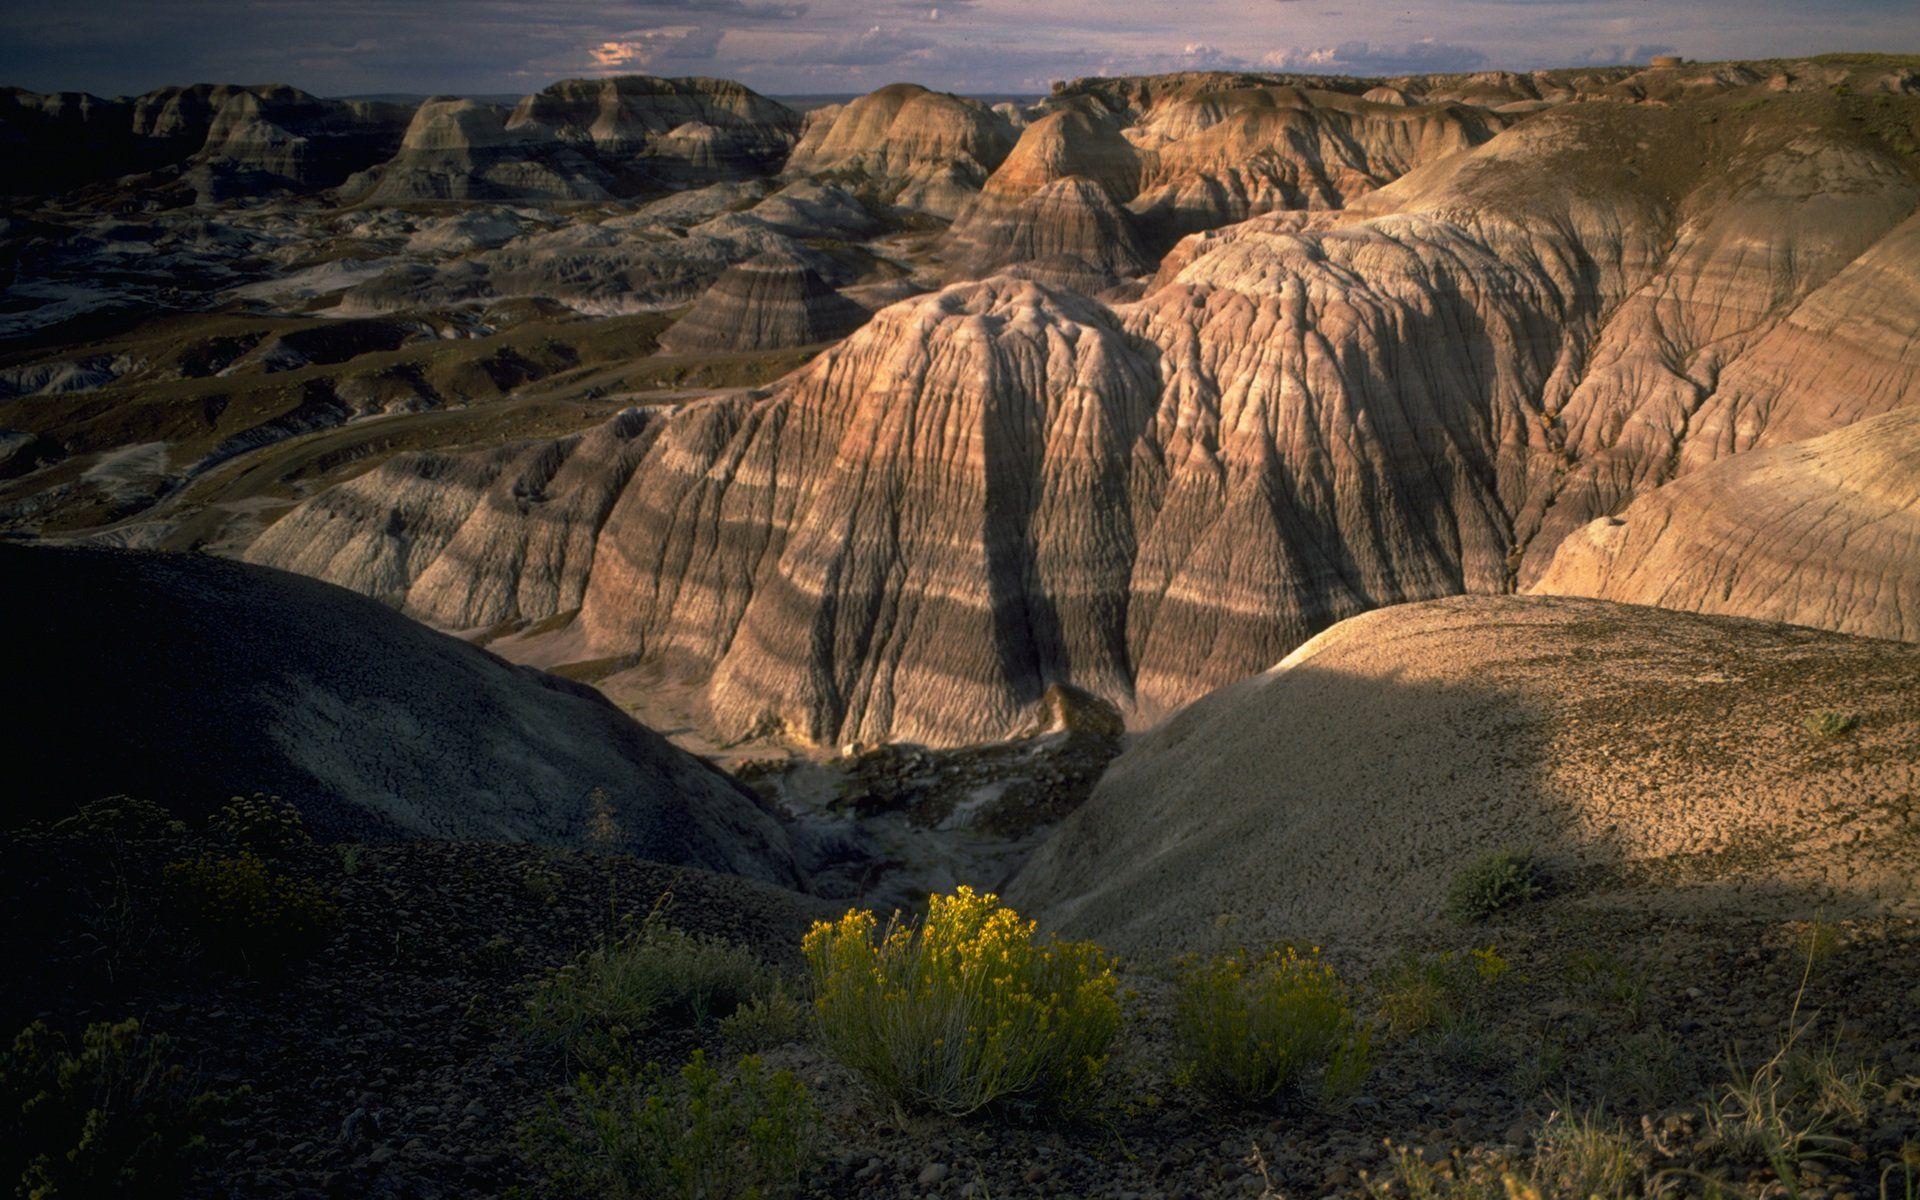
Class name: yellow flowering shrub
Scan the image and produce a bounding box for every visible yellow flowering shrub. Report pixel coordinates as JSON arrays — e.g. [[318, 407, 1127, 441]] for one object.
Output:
[[802, 887, 1120, 1117], [1174, 946, 1371, 1106]]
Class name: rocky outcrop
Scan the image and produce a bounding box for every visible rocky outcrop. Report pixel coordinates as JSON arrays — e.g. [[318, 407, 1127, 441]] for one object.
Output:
[[1007, 596, 1920, 956], [785, 83, 1015, 217], [657, 250, 869, 354], [1530, 407, 1920, 643], [2, 543, 797, 883]]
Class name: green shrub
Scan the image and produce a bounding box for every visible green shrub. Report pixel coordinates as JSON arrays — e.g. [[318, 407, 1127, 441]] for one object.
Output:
[[210, 793, 311, 858], [718, 989, 811, 1055], [1, 1019, 239, 1198], [1173, 946, 1371, 1107], [47, 795, 182, 842], [1444, 850, 1544, 922], [526, 916, 779, 1069], [526, 1051, 815, 1200], [162, 850, 337, 970], [1804, 710, 1860, 739], [803, 886, 1120, 1117]]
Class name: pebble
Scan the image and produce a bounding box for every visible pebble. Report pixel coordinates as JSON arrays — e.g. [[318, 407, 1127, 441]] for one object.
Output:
[[918, 1162, 951, 1185]]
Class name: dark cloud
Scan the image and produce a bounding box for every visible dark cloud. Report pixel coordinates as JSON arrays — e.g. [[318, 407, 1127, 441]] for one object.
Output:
[[0, 0, 1914, 99]]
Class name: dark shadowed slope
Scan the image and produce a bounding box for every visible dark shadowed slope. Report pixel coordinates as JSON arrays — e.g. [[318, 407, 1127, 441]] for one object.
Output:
[[0, 544, 797, 885]]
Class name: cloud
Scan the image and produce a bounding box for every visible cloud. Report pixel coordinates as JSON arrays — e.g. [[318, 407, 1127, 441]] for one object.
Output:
[[633, 0, 806, 16], [1260, 39, 1489, 75], [590, 25, 724, 69], [792, 24, 935, 67]]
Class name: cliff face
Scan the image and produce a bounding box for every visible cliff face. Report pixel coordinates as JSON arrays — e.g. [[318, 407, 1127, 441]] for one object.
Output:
[[245, 75, 1920, 746]]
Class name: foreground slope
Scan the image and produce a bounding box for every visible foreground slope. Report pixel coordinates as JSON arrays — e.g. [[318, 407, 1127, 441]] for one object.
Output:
[[0, 544, 796, 884], [1008, 596, 1920, 957]]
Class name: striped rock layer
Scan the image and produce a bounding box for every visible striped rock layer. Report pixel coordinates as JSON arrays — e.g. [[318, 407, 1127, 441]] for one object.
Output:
[[657, 251, 870, 354]]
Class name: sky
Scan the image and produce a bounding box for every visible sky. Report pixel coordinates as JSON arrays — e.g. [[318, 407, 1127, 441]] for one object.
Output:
[[2, 0, 1916, 99]]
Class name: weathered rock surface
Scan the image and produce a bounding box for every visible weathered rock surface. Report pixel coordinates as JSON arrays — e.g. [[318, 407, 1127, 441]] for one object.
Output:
[[1, 543, 797, 883], [1008, 596, 1920, 957], [658, 250, 869, 354], [1531, 407, 1920, 643], [785, 83, 1015, 217]]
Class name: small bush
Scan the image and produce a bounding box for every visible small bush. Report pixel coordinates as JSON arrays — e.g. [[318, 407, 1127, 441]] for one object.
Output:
[[719, 989, 811, 1055], [162, 850, 337, 970], [1, 1018, 239, 1198], [1375, 946, 1509, 1039], [526, 915, 779, 1069], [47, 795, 182, 842], [1444, 850, 1544, 922], [525, 1050, 815, 1200], [804, 886, 1120, 1117], [210, 793, 311, 858], [1804, 710, 1861, 739], [1173, 946, 1371, 1107]]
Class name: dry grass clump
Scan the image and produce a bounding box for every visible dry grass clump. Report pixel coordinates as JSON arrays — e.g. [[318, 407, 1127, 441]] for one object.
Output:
[[1173, 946, 1371, 1107], [1367, 1108, 1643, 1200], [804, 886, 1120, 1117], [526, 908, 780, 1070], [525, 1050, 815, 1200]]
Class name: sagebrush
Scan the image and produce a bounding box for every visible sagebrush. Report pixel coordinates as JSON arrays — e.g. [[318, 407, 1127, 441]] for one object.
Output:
[[1174, 945, 1371, 1107], [804, 886, 1120, 1117]]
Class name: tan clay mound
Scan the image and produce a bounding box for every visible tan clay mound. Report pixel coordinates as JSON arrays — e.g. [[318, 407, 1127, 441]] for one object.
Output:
[[657, 250, 869, 354], [1531, 407, 1920, 643], [1007, 596, 1920, 958]]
